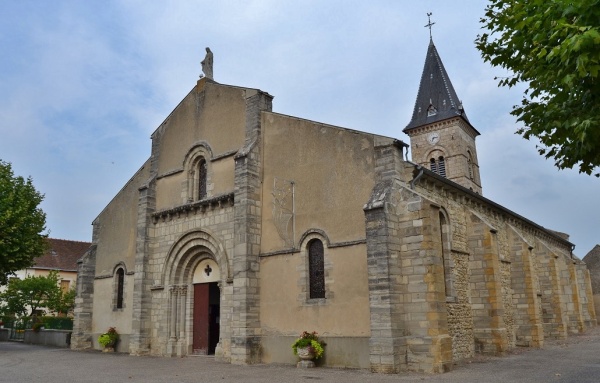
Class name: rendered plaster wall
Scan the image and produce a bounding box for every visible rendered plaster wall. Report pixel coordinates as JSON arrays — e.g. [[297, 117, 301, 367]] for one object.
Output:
[[259, 244, 370, 339], [261, 335, 370, 369], [91, 274, 134, 336], [155, 81, 246, 176], [260, 112, 386, 253], [153, 83, 245, 212], [93, 162, 150, 275], [210, 158, 235, 196]]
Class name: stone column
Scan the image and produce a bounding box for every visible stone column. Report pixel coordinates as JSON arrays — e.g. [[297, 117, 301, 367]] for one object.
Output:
[[71, 242, 97, 350], [401, 198, 452, 373], [567, 261, 584, 334], [230, 90, 273, 364], [364, 142, 411, 374], [177, 286, 188, 356], [129, 179, 156, 355], [508, 227, 543, 348], [535, 241, 568, 340], [179, 286, 187, 339], [364, 179, 406, 374], [582, 268, 597, 326], [467, 213, 507, 355], [169, 286, 178, 340]]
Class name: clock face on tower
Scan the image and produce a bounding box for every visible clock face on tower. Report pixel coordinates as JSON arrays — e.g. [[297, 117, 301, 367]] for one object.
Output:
[[427, 132, 440, 145]]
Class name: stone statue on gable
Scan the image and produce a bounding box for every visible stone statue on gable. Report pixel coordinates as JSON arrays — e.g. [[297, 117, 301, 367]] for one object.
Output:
[[201, 47, 214, 80]]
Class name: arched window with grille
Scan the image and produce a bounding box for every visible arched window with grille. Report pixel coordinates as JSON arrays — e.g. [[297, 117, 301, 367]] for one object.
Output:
[[183, 144, 213, 203], [308, 239, 325, 299], [116, 268, 125, 309], [196, 158, 207, 200]]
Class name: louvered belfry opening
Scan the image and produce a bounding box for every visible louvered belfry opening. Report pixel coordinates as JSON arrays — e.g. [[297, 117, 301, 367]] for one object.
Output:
[[430, 156, 446, 178], [438, 156, 446, 177]]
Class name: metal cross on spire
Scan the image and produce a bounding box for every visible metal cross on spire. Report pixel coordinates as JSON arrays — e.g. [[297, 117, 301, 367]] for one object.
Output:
[[425, 12, 435, 40]]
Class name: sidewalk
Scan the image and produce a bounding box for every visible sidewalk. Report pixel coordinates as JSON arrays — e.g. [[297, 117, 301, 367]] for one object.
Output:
[[1, 327, 599, 383]]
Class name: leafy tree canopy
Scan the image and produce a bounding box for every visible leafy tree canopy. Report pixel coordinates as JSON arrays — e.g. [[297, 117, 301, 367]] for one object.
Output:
[[0, 271, 64, 317], [0, 160, 48, 284], [476, 0, 600, 176]]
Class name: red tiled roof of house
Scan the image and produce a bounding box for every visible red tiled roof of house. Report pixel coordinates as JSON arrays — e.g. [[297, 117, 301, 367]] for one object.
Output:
[[33, 238, 91, 272]]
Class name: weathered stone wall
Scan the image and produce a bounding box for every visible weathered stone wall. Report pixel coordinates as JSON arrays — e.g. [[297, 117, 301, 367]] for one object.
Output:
[[365, 163, 454, 373], [146, 203, 235, 358], [364, 156, 408, 373], [398, 164, 594, 363], [500, 260, 515, 349], [507, 227, 544, 347], [404, 118, 482, 193], [71, 245, 96, 350], [446, 250, 474, 360], [79, 74, 596, 375]]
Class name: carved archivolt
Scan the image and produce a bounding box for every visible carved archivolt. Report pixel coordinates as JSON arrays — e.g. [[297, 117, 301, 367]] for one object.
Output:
[[162, 229, 231, 286]]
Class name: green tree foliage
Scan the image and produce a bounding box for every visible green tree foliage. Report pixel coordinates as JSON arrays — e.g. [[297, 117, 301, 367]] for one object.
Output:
[[46, 285, 76, 316], [476, 0, 600, 176], [0, 160, 48, 284], [0, 271, 62, 316]]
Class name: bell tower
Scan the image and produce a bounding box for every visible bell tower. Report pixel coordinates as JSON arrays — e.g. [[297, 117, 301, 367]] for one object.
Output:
[[403, 37, 482, 194]]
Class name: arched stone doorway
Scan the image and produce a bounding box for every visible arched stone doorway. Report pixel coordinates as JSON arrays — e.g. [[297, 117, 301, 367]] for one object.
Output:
[[162, 230, 231, 358]]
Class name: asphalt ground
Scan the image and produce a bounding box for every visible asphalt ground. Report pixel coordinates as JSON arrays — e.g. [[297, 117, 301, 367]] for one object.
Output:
[[1, 327, 600, 383]]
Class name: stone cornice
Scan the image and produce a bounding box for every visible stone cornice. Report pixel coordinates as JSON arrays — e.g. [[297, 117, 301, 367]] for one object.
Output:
[[259, 239, 366, 258], [152, 192, 235, 223], [404, 117, 479, 140]]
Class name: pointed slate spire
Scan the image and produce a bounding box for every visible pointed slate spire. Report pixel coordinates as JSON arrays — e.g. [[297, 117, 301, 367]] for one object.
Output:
[[404, 39, 473, 133]]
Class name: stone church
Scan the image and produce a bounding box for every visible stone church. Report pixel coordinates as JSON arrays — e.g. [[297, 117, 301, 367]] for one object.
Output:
[[72, 39, 596, 373]]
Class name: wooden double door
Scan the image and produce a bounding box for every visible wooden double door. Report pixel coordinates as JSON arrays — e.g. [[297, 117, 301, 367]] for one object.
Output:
[[192, 282, 220, 355]]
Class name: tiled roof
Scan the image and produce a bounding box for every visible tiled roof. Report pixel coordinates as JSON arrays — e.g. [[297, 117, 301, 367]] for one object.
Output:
[[404, 39, 478, 134], [32, 238, 91, 272]]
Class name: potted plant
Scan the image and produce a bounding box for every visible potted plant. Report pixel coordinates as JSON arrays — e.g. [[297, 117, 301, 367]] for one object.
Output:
[[292, 331, 324, 367], [98, 327, 119, 352]]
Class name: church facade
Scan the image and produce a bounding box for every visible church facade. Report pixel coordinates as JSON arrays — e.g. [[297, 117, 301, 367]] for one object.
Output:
[[71, 41, 596, 373]]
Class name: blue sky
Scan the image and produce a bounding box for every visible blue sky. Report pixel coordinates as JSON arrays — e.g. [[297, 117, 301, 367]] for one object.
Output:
[[1, 1, 598, 257]]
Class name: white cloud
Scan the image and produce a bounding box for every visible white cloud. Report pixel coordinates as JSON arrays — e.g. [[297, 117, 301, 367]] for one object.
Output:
[[0, 0, 597, 256]]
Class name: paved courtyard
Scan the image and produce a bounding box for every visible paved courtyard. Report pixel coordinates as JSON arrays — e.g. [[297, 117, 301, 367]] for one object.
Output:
[[1, 327, 600, 383]]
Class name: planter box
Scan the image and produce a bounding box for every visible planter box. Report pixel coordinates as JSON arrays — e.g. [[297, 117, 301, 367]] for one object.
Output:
[[24, 329, 72, 348]]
